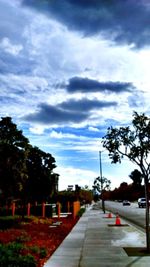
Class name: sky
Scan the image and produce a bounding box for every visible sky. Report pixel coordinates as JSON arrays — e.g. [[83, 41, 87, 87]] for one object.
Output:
[[1, 0, 150, 191]]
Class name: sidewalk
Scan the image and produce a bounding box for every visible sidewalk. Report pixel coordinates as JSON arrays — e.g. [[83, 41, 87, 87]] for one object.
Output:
[[44, 204, 150, 267]]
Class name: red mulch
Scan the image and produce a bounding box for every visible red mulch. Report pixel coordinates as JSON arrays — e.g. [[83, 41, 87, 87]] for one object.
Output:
[[0, 216, 79, 267]]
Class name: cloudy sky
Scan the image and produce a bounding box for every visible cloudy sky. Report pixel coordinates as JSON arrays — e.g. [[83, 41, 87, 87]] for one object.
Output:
[[1, 0, 150, 190]]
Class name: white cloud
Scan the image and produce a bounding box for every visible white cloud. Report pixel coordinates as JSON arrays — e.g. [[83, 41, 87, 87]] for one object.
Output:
[[88, 126, 100, 132], [0, 38, 23, 55], [50, 130, 78, 139], [29, 125, 45, 135], [56, 159, 134, 191], [56, 166, 97, 191]]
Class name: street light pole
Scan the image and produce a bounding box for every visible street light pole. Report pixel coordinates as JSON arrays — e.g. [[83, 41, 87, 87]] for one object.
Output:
[[99, 151, 105, 213], [99, 151, 103, 192]]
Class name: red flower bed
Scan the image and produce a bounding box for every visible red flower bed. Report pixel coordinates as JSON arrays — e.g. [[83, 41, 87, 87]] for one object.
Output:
[[0, 216, 79, 267]]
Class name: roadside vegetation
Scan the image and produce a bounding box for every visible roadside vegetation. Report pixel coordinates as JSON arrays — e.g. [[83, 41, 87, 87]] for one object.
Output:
[[102, 112, 150, 252]]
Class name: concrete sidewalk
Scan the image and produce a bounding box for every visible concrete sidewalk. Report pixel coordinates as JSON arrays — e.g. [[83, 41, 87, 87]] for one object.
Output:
[[44, 204, 150, 267]]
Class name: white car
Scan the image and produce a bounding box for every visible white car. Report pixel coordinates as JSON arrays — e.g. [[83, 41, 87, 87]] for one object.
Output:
[[138, 198, 146, 208]]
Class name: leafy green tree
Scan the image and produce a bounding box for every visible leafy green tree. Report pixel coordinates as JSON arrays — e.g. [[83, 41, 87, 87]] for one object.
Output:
[[26, 146, 58, 202], [0, 116, 59, 209], [93, 176, 111, 213], [102, 111, 150, 251], [117, 182, 132, 200], [128, 169, 144, 200], [56, 190, 76, 203], [129, 169, 143, 186], [93, 176, 111, 192], [78, 186, 93, 205], [0, 117, 29, 202]]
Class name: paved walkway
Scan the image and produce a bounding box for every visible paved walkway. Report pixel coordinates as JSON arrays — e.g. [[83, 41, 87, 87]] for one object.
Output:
[[44, 203, 150, 267]]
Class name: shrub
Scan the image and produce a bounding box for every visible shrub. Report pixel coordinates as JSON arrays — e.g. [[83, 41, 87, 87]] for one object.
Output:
[[29, 246, 39, 254], [0, 207, 11, 216], [77, 207, 86, 217], [0, 216, 20, 230], [7, 241, 25, 252], [15, 232, 31, 243], [39, 247, 47, 258], [0, 243, 36, 267], [29, 245, 47, 258]]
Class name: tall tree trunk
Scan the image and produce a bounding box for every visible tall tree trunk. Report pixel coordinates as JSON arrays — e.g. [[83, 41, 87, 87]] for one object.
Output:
[[144, 176, 150, 251]]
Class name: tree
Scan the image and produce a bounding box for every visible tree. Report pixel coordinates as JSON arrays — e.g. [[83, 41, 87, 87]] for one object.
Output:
[[78, 186, 93, 205], [102, 111, 150, 251], [129, 169, 143, 186], [93, 176, 111, 212], [26, 146, 58, 202], [0, 117, 29, 202], [93, 176, 111, 193]]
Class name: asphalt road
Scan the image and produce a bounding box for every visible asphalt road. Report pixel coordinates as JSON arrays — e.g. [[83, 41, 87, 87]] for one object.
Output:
[[100, 200, 147, 230]]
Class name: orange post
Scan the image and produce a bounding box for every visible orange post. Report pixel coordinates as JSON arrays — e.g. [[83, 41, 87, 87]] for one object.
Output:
[[42, 202, 45, 217], [73, 201, 80, 218], [57, 202, 61, 218], [67, 201, 70, 213], [12, 202, 15, 216], [27, 203, 31, 217]]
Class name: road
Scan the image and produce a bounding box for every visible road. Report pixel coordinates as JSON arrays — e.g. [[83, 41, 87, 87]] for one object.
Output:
[[99, 200, 147, 230]]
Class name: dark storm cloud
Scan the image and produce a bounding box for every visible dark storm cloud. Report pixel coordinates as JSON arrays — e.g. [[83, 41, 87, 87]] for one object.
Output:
[[22, 0, 150, 48], [66, 77, 133, 93], [23, 103, 88, 124], [59, 98, 117, 111], [23, 98, 117, 124]]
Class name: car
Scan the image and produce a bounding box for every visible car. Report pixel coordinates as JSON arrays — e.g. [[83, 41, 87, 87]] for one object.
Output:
[[122, 200, 131, 206], [138, 198, 146, 208]]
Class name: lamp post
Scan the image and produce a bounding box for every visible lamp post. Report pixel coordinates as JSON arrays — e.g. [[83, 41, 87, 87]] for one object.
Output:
[[99, 151, 103, 191], [99, 151, 105, 213]]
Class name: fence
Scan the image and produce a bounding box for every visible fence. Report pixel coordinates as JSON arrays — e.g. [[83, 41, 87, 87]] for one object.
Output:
[[0, 201, 81, 218]]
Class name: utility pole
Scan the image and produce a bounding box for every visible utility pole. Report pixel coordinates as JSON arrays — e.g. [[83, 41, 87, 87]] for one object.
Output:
[[99, 151, 105, 213], [99, 151, 103, 191]]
